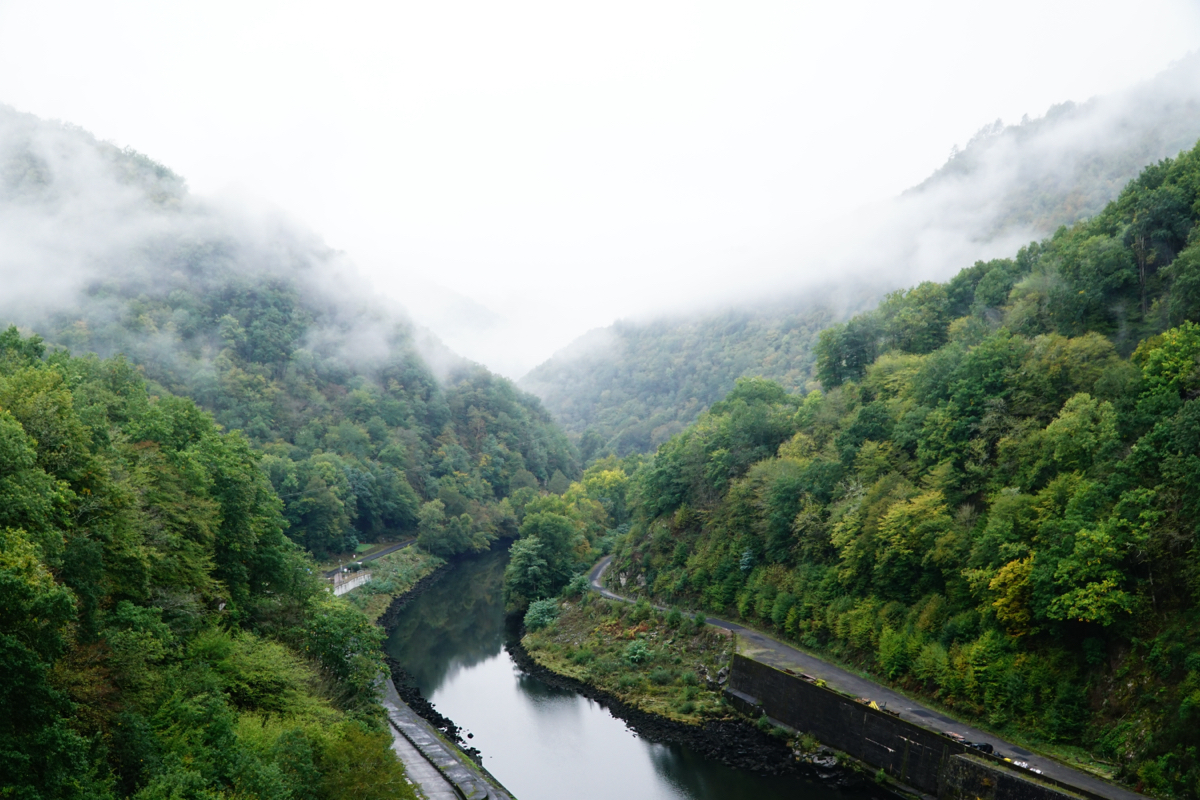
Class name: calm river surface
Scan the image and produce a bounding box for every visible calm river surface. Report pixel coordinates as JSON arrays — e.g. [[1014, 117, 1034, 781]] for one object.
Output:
[[383, 547, 847, 800]]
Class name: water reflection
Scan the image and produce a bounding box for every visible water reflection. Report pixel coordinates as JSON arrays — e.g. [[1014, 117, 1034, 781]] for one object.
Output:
[[384, 547, 851, 800], [385, 546, 508, 692]]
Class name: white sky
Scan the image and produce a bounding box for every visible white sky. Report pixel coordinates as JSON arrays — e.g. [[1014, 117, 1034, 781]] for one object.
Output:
[[1, 1, 1199, 378]]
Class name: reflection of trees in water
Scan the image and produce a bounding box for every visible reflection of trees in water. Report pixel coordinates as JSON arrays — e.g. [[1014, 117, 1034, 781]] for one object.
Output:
[[382, 546, 843, 800], [515, 672, 578, 703], [384, 547, 510, 693], [647, 745, 830, 800]]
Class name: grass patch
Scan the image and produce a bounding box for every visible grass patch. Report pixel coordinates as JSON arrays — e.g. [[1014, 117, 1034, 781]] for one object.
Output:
[[522, 596, 734, 723]]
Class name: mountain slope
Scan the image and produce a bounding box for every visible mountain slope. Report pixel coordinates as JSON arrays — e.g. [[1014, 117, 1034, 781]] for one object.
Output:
[[0, 327, 417, 799], [520, 302, 842, 457], [613, 142, 1200, 798], [522, 54, 1200, 461], [0, 105, 578, 558]]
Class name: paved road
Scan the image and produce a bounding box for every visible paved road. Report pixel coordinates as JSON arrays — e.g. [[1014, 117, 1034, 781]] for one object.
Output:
[[322, 538, 416, 579], [588, 556, 1140, 800]]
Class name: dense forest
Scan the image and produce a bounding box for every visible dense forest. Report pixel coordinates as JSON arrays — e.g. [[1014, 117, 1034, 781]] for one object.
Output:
[[522, 54, 1200, 463], [0, 329, 415, 799], [609, 141, 1200, 798], [0, 105, 581, 798], [0, 104, 577, 561], [47, 268, 578, 559], [519, 306, 838, 458]]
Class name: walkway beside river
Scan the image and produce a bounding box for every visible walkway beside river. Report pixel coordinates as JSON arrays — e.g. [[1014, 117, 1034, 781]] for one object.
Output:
[[381, 676, 514, 800], [588, 556, 1141, 800]]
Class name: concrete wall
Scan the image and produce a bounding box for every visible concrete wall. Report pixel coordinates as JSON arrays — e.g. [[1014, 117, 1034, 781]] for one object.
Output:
[[331, 571, 372, 596], [726, 654, 1102, 800], [942, 754, 1086, 800]]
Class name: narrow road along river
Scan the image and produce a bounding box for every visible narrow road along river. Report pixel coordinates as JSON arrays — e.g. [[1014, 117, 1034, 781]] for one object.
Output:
[[383, 546, 854, 800], [589, 557, 1138, 800]]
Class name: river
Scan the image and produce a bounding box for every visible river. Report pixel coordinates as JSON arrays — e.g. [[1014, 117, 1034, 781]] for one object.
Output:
[[383, 546, 850, 800]]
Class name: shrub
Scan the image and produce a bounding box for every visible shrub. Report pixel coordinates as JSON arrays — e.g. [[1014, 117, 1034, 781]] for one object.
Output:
[[630, 598, 653, 623], [877, 626, 912, 679], [649, 668, 673, 685], [524, 599, 560, 631], [592, 657, 620, 676], [679, 670, 698, 686], [913, 641, 949, 685], [563, 573, 590, 599], [666, 608, 683, 629], [570, 647, 595, 665], [625, 640, 652, 666]]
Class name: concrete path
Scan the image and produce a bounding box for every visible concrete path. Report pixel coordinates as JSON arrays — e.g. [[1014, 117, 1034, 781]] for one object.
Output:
[[588, 556, 1140, 800], [389, 727, 459, 800], [380, 676, 514, 800]]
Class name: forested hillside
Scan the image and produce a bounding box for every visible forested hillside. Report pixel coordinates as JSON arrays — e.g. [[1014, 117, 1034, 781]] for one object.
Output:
[[0, 104, 577, 560], [0, 329, 414, 799], [611, 142, 1200, 798], [523, 54, 1200, 463], [519, 304, 838, 458]]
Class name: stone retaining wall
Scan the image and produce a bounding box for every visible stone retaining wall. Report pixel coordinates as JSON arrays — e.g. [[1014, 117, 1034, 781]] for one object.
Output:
[[943, 754, 1087, 800], [726, 654, 1105, 800], [331, 570, 372, 596]]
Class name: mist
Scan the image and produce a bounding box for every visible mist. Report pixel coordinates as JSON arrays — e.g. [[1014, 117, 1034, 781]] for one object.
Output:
[[0, 105, 467, 389], [2, 1, 1199, 379]]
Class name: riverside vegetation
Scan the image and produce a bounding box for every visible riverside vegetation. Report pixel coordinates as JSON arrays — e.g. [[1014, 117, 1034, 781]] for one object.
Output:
[[521, 591, 731, 723], [606, 142, 1200, 797], [337, 546, 444, 623]]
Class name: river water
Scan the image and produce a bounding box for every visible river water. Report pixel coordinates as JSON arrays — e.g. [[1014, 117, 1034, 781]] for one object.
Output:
[[383, 547, 847, 800]]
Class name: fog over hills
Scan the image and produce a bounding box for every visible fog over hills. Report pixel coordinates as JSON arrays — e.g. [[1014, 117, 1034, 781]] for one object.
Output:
[[520, 54, 1200, 458], [0, 104, 456, 378], [0, 104, 578, 557]]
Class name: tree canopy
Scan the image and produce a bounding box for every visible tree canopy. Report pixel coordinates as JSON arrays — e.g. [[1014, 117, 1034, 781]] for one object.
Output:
[[614, 141, 1200, 799]]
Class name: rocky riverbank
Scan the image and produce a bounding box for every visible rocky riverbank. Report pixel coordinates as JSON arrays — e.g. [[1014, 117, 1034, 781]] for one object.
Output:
[[383, 656, 483, 763]]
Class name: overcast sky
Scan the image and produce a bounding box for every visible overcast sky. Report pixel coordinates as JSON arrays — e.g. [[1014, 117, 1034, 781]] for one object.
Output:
[[1, 1, 1199, 377]]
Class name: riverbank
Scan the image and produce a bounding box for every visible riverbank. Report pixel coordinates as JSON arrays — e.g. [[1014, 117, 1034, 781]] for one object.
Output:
[[372, 555, 517, 798], [381, 674, 513, 800], [342, 544, 445, 622], [588, 557, 1144, 800], [515, 595, 888, 791], [521, 594, 732, 722]]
